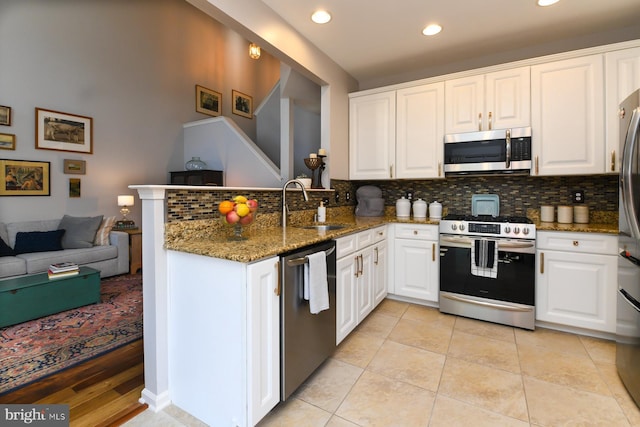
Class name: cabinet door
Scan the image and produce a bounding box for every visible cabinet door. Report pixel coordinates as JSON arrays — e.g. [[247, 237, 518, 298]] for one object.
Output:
[[336, 255, 358, 344], [349, 92, 396, 179], [372, 241, 388, 306], [445, 75, 484, 133], [247, 257, 280, 425], [605, 47, 640, 173], [394, 238, 439, 302], [536, 250, 617, 332], [357, 247, 375, 322], [485, 67, 530, 130], [531, 54, 605, 175], [396, 83, 445, 178]]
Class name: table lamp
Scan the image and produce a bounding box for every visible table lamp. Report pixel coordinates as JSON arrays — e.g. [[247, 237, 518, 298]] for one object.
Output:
[[115, 195, 136, 229]]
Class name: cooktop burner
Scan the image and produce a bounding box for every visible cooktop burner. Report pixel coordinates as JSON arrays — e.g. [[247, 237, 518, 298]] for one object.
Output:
[[443, 214, 533, 224], [440, 214, 536, 239]]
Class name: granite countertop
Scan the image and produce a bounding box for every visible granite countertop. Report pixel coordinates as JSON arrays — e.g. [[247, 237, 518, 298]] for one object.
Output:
[[165, 208, 618, 263]]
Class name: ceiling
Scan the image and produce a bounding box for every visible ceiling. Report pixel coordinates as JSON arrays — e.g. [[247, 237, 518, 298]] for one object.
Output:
[[260, 0, 640, 87]]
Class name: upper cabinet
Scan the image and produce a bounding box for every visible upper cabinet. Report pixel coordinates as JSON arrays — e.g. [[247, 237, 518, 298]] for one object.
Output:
[[531, 54, 605, 176], [349, 83, 445, 180], [605, 47, 640, 174], [445, 67, 531, 133]]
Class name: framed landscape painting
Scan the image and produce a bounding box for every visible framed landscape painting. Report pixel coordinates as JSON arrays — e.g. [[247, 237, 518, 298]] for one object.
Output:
[[195, 85, 221, 117], [63, 159, 86, 174], [0, 105, 11, 126], [36, 108, 93, 154], [0, 159, 50, 196], [0, 133, 15, 150], [232, 90, 253, 119]]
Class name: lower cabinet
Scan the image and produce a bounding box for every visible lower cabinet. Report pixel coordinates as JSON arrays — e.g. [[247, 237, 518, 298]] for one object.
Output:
[[536, 231, 617, 333], [392, 224, 440, 303], [336, 226, 387, 344]]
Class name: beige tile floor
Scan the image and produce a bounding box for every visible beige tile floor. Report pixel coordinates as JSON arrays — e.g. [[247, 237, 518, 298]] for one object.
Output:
[[125, 300, 640, 427]]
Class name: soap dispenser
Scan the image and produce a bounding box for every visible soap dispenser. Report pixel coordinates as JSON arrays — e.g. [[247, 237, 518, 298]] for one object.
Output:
[[317, 201, 326, 223]]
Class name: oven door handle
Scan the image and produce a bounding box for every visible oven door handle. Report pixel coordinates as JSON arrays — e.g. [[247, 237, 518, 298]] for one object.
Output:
[[441, 293, 534, 312], [440, 237, 535, 250]]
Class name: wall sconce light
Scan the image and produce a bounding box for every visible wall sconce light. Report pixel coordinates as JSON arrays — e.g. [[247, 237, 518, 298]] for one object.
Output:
[[249, 43, 261, 60], [115, 194, 136, 229]]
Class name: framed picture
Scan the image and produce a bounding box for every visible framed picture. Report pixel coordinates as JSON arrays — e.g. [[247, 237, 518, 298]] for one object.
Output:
[[195, 85, 221, 117], [36, 108, 93, 154], [0, 133, 15, 150], [0, 159, 50, 196], [0, 106, 11, 126], [232, 90, 253, 119], [63, 159, 86, 174], [69, 178, 81, 198]]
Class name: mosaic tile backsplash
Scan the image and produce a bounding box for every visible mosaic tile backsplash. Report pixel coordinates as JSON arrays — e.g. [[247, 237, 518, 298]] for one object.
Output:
[[166, 174, 618, 223]]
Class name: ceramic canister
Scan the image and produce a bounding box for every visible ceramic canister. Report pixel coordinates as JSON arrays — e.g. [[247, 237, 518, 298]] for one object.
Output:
[[540, 205, 554, 222], [429, 201, 443, 219], [396, 197, 411, 218], [574, 205, 589, 224], [557, 205, 573, 224], [412, 199, 427, 218]]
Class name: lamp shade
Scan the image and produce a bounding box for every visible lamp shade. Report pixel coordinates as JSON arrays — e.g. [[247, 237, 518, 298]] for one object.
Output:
[[117, 195, 134, 207]]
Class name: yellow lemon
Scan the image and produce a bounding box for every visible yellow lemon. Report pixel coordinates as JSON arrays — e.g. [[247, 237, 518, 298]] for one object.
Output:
[[235, 203, 250, 217], [233, 195, 248, 203]]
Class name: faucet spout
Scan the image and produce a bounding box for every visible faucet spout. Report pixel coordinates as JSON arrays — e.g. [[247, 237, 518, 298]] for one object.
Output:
[[282, 179, 310, 227]]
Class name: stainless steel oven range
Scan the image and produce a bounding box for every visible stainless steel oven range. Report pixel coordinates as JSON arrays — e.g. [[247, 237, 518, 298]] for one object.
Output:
[[439, 214, 536, 330]]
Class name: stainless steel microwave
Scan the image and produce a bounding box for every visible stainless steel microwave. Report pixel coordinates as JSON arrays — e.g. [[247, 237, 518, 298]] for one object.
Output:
[[443, 127, 532, 176]]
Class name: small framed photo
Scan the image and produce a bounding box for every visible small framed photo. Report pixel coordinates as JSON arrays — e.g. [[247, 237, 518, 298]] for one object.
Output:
[[36, 107, 93, 154], [63, 159, 86, 174], [195, 85, 221, 117], [0, 106, 11, 126], [232, 90, 253, 119], [69, 178, 81, 198], [0, 133, 15, 150], [0, 159, 50, 196]]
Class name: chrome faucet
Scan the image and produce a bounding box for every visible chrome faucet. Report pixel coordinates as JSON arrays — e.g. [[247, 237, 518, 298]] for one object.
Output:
[[282, 179, 309, 228]]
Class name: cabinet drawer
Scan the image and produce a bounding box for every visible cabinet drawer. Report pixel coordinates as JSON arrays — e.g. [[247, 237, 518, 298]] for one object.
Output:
[[371, 225, 387, 243], [536, 231, 617, 255], [336, 234, 358, 258], [394, 223, 439, 240], [356, 229, 375, 248]]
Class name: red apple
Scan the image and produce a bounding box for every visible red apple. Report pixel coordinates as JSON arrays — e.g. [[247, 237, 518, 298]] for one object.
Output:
[[246, 199, 258, 212], [225, 210, 240, 224], [239, 212, 253, 225]]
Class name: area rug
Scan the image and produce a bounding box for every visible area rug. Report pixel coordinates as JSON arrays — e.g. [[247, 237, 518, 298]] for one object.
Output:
[[0, 273, 143, 395]]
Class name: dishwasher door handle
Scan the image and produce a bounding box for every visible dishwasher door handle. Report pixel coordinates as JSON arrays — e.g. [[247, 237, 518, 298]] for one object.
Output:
[[286, 246, 336, 267]]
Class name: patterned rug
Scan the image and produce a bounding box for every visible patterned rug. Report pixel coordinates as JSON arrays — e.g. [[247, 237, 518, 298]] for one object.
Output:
[[0, 273, 143, 395]]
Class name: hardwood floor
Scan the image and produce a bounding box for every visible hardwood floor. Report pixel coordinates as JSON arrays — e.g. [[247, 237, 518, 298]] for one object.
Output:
[[0, 339, 146, 427]]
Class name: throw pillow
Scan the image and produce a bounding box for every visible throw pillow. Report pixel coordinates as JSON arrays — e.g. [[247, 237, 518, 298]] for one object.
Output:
[[14, 230, 65, 254], [0, 236, 14, 256], [93, 216, 117, 246], [57, 215, 104, 249]]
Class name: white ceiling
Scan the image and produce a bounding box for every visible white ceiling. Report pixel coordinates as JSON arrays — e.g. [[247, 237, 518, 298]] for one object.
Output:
[[260, 0, 640, 86]]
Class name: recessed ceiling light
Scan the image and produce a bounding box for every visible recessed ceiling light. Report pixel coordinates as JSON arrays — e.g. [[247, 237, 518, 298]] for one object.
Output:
[[311, 10, 331, 24], [537, 0, 559, 6], [422, 24, 442, 36]]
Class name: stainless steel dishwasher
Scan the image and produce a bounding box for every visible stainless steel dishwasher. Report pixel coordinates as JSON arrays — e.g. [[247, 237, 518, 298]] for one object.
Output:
[[280, 239, 336, 401]]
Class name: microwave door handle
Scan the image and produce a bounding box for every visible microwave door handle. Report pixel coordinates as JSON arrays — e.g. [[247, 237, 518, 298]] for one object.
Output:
[[505, 128, 511, 169], [621, 108, 640, 239]]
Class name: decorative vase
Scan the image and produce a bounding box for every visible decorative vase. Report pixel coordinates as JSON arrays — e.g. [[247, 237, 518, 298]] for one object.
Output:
[[185, 156, 206, 171], [229, 223, 247, 241]]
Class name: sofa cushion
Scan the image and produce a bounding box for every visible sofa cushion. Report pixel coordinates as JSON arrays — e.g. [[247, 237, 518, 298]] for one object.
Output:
[[0, 237, 14, 256], [0, 256, 27, 278], [94, 216, 117, 246], [6, 219, 60, 248], [17, 245, 118, 274], [58, 215, 103, 249], [14, 230, 65, 255]]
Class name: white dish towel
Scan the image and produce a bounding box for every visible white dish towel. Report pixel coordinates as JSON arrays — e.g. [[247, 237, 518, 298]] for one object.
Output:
[[304, 251, 330, 314], [471, 239, 498, 279]]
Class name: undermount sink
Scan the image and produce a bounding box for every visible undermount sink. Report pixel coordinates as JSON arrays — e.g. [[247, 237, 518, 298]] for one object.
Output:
[[297, 224, 346, 231]]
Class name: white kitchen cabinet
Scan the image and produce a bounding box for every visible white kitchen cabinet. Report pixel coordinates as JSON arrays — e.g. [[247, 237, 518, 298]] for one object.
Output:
[[167, 251, 280, 427], [336, 226, 387, 344], [349, 83, 445, 180], [349, 91, 396, 180], [396, 83, 445, 179], [605, 47, 640, 173], [531, 54, 605, 175], [536, 231, 617, 333], [445, 67, 530, 133], [392, 224, 439, 303]]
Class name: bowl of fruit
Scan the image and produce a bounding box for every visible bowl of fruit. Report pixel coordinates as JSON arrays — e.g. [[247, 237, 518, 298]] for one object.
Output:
[[218, 195, 258, 240]]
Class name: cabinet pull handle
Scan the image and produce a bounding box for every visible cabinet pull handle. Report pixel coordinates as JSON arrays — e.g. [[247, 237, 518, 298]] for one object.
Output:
[[611, 150, 616, 172], [374, 247, 379, 265], [389, 165, 393, 179], [488, 111, 492, 130], [478, 112, 482, 131], [573, 240, 579, 246], [540, 252, 544, 274], [414, 230, 418, 235], [359, 254, 364, 276], [275, 261, 281, 296], [432, 243, 436, 261], [535, 156, 539, 175], [438, 161, 442, 177], [354, 256, 359, 277]]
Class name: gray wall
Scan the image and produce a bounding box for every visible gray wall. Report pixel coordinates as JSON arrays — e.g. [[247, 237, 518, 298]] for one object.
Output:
[[0, 0, 279, 224]]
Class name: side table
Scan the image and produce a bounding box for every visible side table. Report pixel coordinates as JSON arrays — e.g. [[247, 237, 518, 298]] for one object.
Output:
[[122, 229, 142, 274]]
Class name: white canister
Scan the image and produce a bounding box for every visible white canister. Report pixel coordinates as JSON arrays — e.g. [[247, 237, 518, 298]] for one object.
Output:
[[396, 197, 411, 218], [574, 205, 589, 224], [412, 199, 427, 219], [557, 205, 573, 224], [540, 205, 554, 222], [429, 201, 443, 220]]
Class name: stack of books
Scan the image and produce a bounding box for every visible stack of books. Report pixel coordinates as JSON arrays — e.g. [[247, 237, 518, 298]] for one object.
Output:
[[48, 262, 80, 279]]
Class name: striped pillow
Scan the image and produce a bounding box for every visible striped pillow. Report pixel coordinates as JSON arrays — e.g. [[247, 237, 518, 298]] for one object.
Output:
[[93, 216, 117, 246]]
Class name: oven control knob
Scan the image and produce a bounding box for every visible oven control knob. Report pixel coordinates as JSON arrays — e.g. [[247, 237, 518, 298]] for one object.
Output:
[[504, 226, 511, 233], [459, 224, 465, 231], [514, 226, 520, 234], [523, 228, 529, 236], [451, 224, 457, 231]]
